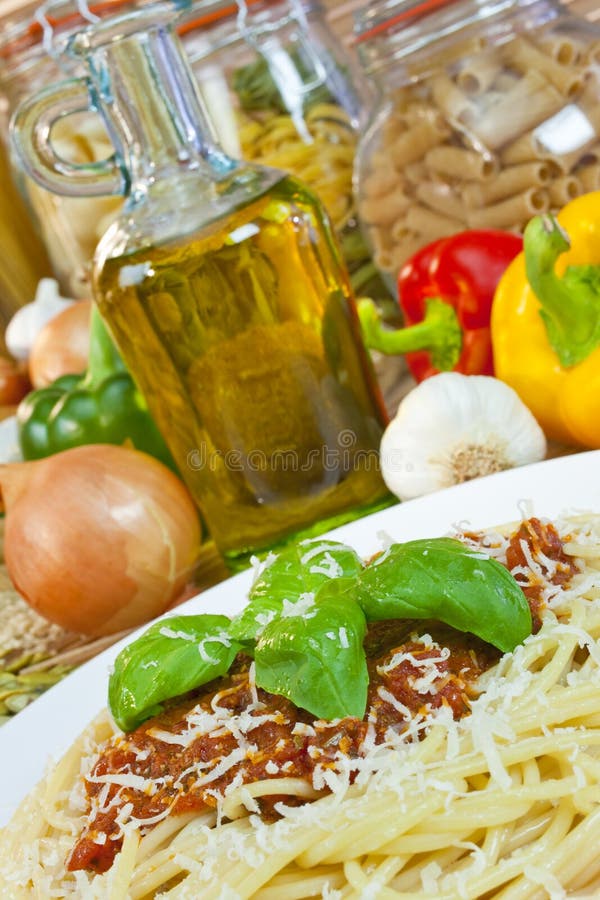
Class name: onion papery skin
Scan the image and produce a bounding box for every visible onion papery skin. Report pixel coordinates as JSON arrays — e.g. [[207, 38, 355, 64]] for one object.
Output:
[[28, 300, 92, 389], [0, 444, 203, 636]]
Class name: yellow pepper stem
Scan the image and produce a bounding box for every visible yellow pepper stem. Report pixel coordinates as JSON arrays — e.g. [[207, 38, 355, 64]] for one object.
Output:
[[524, 215, 600, 367]]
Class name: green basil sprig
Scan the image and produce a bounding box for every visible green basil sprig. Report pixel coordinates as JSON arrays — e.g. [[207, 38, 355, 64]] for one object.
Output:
[[230, 539, 363, 642], [108, 536, 533, 731], [355, 538, 532, 653], [109, 615, 242, 731], [254, 579, 367, 720]]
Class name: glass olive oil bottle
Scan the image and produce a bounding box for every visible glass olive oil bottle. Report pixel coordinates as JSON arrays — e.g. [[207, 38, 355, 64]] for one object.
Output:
[[14, 2, 392, 566]]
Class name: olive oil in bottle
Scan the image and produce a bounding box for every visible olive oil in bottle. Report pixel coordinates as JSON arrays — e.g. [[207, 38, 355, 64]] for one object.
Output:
[[96, 173, 391, 563], [16, 2, 393, 566]]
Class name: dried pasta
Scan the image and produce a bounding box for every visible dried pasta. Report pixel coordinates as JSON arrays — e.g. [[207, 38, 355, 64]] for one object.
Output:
[[455, 52, 501, 96], [548, 175, 583, 206], [466, 188, 549, 229], [462, 161, 553, 207], [424, 146, 497, 181], [415, 181, 465, 219], [507, 36, 585, 96], [580, 163, 600, 191], [358, 24, 600, 281], [22, 113, 122, 297], [0, 140, 51, 325], [238, 103, 357, 231]]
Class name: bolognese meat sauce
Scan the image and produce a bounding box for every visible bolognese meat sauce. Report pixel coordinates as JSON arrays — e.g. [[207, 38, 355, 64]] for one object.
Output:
[[68, 626, 495, 874], [505, 518, 579, 630]]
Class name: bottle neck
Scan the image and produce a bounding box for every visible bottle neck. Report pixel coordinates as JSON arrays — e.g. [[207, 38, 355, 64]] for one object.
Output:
[[85, 19, 236, 198]]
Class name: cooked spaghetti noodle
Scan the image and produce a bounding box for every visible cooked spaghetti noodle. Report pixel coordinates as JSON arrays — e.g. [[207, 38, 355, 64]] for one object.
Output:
[[2, 513, 600, 899]]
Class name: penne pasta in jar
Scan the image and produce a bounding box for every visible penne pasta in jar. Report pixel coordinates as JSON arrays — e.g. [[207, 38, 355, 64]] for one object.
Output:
[[456, 52, 502, 95], [415, 181, 466, 219], [466, 188, 550, 229], [424, 146, 498, 180], [462, 72, 564, 149], [507, 36, 585, 97], [579, 162, 600, 191], [354, 0, 600, 284], [462, 161, 554, 207], [360, 188, 412, 227], [582, 39, 600, 66], [538, 33, 586, 64], [390, 118, 450, 168], [548, 175, 583, 206], [405, 203, 466, 237], [431, 73, 476, 121]]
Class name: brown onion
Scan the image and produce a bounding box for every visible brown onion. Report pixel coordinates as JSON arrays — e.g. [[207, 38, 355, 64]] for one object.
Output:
[[0, 357, 31, 406], [28, 299, 92, 389], [0, 444, 203, 636]]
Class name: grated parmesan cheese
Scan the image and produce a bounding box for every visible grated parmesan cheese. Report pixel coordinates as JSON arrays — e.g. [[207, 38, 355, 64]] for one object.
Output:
[[309, 551, 344, 579], [280, 592, 316, 619]]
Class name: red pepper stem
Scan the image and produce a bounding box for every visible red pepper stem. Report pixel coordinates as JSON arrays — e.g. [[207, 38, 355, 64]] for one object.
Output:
[[358, 297, 463, 371]]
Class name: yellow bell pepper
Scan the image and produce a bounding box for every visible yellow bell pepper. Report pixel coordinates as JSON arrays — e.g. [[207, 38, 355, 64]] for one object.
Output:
[[491, 191, 600, 447]]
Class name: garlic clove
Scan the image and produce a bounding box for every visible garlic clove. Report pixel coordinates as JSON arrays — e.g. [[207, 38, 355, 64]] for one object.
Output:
[[5, 279, 75, 362], [380, 373, 547, 501], [0, 416, 22, 464]]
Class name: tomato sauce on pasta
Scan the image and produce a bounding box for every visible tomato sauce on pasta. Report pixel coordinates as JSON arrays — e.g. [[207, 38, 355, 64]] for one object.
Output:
[[68, 626, 496, 873]]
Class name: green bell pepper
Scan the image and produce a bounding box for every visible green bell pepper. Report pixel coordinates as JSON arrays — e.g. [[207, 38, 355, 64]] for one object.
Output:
[[17, 305, 175, 469]]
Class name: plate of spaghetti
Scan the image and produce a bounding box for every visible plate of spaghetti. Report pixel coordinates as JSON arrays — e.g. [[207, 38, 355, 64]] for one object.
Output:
[[2, 451, 600, 899]]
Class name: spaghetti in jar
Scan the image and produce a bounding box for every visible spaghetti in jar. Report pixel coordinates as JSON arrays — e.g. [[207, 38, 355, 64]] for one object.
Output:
[[180, 0, 391, 303], [354, 0, 600, 287]]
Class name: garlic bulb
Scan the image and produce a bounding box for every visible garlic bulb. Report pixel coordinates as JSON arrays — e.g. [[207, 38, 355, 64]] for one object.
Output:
[[380, 373, 547, 501], [0, 416, 22, 464], [5, 278, 75, 362]]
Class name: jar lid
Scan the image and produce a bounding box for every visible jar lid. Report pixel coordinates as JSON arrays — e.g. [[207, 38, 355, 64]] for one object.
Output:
[[353, 0, 530, 76], [180, 0, 275, 35], [179, 0, 317, 36], [354, 0, 454, 44], [0, 0, 138, 60]]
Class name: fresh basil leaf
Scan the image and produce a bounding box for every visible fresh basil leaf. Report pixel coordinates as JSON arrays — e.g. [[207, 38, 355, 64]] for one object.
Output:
[[355, 538, 531, 653], [312, 576, 358, 604], [108, 615, 242, 732], [254, 594, 368, 720], [230, 539, 363, 642]]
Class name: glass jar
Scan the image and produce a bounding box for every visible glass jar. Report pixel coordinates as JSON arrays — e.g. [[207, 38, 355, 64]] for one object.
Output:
[[180, 0, 391, 303], [0, 125, 53, 333], [354, 0, 600, 285], [0, 0, 132, 296], [12, 0, 392, 568], [0, 3, 54, 326]]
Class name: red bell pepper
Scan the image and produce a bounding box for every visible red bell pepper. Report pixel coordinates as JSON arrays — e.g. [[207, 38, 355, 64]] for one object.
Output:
[[358, 230, 523, 382]]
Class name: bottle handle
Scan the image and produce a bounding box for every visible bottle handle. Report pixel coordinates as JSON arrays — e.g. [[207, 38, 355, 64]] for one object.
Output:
[[9, 77, 127, 199]]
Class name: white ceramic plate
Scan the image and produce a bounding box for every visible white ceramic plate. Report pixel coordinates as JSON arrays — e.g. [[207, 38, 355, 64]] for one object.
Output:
[[1, 450, 600, 827]]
